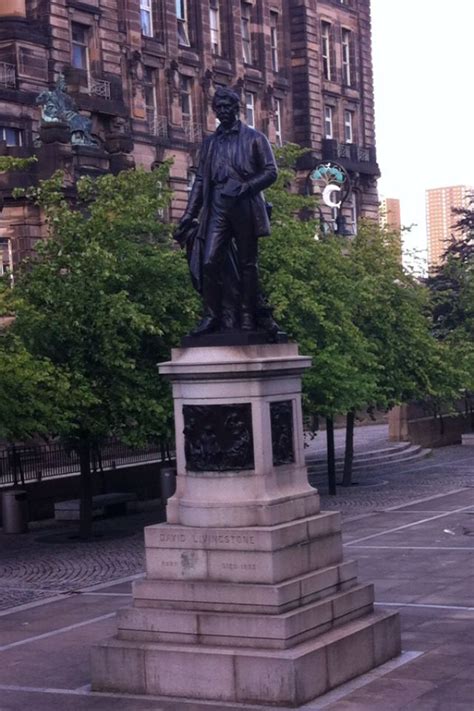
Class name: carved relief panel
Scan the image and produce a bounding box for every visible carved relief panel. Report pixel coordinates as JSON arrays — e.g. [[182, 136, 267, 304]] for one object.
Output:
[[183, 404, 254, 472], [270, 400, 295, 466]]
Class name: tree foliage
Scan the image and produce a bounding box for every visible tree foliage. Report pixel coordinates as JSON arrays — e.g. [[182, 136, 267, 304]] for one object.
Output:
[[0, 332, 71, 442], [3, 165, 198, 534], [0, 156, 37, 173], [426, 198, 474, 406], [348, 220, 457, 408], [9, 165, 197, 446], [261, 144, 461, 467], [262, 145, 436, 420]]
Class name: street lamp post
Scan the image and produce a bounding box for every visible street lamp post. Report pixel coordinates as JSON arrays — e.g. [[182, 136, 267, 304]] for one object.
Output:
[[307, 160, 353, 236]]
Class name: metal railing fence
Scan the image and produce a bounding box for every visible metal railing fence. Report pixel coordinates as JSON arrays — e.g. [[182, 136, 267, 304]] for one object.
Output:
[[0, 439, 171, 487]]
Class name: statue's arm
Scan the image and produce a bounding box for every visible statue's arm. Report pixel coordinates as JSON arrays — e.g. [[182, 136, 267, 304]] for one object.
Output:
[[244, 133, 278, 196], [181, 140, 209, 222], [182, 172, 203, 222]]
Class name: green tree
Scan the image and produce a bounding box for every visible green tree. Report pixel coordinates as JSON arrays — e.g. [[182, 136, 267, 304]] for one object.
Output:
[[0, 332, 71, 451], [0, 156, 36, 173], [0, 155, 72, 483], [261, 145, 458, 489], [345, 218, 467, 480], [349, 221, 440, 406], [8, 166, 197, 536], [426, 199, 474, 427], [260, 146, 378, 491]]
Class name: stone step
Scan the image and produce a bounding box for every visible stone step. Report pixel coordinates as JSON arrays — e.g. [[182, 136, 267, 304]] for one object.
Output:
[[306, 442, 426, 467], [306, 440, 413, 464], [306, 446, 431, 475], [143, 511, 344, 585], [91, 609, 401, 706], [117, 583, 375, 650], [134, 559, 359, 615]]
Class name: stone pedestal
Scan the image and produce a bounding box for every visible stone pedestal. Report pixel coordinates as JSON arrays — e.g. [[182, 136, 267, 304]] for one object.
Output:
[[91, 344, 400, 706]]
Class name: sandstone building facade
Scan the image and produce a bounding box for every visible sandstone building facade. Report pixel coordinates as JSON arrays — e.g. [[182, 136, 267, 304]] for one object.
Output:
[[0, 0, 379, 273]]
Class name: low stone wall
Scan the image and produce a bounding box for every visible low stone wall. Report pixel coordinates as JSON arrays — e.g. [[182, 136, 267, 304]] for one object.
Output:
[[389, 404, 472, 448], [0, 460, 174, 525]]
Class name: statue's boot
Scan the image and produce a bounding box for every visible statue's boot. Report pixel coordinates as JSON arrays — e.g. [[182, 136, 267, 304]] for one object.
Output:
[[189, 315, 220, 337], [240, 268, 257, 331], [195, 265, 222, 335]]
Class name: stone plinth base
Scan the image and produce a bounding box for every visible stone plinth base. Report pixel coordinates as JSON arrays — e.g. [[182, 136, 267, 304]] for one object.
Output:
[[92, 509, 401, 705], [91, 344, 401, 705], [92, 611, 400, 706]]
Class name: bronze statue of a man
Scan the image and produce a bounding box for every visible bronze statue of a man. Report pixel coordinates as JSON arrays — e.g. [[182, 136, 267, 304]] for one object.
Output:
[[176, 86, 278, 336]]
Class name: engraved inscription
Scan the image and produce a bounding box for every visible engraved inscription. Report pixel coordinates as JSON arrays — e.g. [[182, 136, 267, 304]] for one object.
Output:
[[158, 532, 256, 547], [270, 400, 295, 466], [183, 404, 254, 472], [222, 563, 257, 571]]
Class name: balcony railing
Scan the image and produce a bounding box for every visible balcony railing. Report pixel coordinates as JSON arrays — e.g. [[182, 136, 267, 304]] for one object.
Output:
[[321, 139, 379, 175], [336, 143, 352, 159], [89, 77, 111, 100], [183, 117, 202, 143], [146, 109, 168, 139], [357, 146, 371, 162], [0, 62, 16, 89]]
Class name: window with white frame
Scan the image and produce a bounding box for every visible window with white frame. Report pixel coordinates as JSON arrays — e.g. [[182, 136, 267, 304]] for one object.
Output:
[[0, 126, 22, 146], [274, 98, 282, 145], [241, 2, 252, 64], [245, 91, 255, 127], [270, 11, 279, 72], [344, 109, 353, 143], [342, 29, 351, 86], [140, 0, 153, 37], [324, 105, 333, 139], [71, 22, 89, 70], [180, 75, 193, 118], [210, 0, 220, 55], [176, 0, 190, 46], [0, 237, 11, 278], [144, 67, 157, 131], [321, 22, 331, 81]]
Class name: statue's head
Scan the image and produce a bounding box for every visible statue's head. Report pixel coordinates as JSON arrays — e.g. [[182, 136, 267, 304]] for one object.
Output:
[[211, 86, 240, 128]]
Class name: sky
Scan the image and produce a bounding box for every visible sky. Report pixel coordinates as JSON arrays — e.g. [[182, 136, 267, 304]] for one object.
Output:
[[371, 0, 474, 268]]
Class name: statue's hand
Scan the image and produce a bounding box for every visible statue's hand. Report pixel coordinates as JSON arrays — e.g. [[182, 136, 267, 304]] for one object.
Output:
[[181, 213, 193, 224], [239, 182, 251, 197], [174, 216, 196, 248]]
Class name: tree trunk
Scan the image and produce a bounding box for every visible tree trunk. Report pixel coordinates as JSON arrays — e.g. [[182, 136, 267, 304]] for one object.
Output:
[[78, 440, 93, 540], [342, 410, 355, 487], [326, 416, 336, 495]]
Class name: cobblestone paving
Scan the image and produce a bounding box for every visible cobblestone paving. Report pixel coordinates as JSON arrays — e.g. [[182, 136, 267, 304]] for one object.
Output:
[[0, 510, 161, 612], [307, 426, 473, 512], [1, 426, 472, 612]]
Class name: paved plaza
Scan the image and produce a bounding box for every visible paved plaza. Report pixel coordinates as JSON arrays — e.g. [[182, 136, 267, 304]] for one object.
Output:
[[0, 425, 473, 709]]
